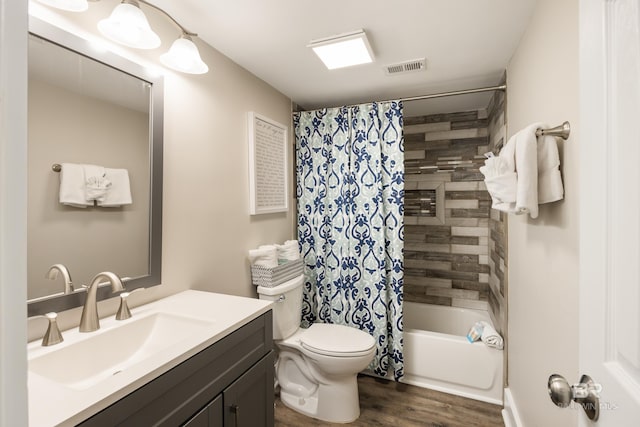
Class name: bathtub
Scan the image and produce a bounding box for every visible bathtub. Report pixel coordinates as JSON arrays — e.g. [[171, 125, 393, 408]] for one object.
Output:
[[401, 302, 504, 404]]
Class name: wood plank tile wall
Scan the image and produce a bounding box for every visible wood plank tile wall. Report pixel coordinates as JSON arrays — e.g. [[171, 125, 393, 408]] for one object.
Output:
[[486, 89, 508, 336], [404, 96, 508, 337]]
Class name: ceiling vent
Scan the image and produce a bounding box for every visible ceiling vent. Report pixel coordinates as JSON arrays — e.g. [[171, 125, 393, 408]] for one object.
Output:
[[385, 58, 426, 75]]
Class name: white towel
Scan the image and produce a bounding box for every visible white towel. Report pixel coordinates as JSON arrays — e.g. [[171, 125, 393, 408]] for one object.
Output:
[[83, 164, 111, 202], [98, 168, 132, 207], [537, 133, 564, 203], [481, 123, 564, 219], [480, 321, 504, 350], [276, 240, 300, 262], [513, 123, 539, 218], [59, 163, 92, 208], [249, 245, 278, 268], [480, 155, 517, 206]]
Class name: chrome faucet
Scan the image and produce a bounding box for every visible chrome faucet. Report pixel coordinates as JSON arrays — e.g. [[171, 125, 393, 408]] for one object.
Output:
[[79, 272, 125, 332], [46, 264, 73, 294]]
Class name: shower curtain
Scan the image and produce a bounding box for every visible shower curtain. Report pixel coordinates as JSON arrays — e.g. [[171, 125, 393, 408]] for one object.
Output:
[[294, 101, 405, 380]]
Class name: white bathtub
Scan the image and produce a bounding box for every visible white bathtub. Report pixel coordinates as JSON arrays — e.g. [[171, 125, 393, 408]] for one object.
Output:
[[401, 302, 504, 404]]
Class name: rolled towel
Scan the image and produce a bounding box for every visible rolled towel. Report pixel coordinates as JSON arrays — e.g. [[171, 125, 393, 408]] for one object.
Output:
[[480, 321, 504, 350], [249, 245, 278, 268]]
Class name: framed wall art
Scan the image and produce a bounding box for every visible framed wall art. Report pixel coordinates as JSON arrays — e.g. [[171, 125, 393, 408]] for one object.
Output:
[[248, 112, 288, 214]]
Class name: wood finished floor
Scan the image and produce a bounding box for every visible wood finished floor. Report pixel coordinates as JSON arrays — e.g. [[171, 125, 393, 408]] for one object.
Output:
[[275, 375, 504, 427]]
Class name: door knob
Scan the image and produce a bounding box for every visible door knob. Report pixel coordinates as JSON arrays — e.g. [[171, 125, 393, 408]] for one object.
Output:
[[548, 374, 600, 421]]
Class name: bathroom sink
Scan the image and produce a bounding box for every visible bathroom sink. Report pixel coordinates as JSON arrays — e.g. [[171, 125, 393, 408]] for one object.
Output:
[[29, 312, 213, 390], [27, 290, 273, 427]]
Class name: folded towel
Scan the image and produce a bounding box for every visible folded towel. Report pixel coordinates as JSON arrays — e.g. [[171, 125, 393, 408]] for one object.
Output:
[[83, 164, 111, 202], [480, 321, 504, 350], [98, 168, 132, 207], [513, 124, 539, 217], [249, 246, 278, 268], [276, 240, 300, 262], [537, 133, 564, 203], [59, 163, 92, 208]]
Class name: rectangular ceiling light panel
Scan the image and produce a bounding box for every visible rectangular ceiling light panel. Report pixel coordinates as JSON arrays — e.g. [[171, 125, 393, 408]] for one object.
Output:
[[308, 30, 374, 70]]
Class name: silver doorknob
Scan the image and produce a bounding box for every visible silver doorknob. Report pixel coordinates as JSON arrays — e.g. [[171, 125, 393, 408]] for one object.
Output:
[[548, 374, 600, 421]]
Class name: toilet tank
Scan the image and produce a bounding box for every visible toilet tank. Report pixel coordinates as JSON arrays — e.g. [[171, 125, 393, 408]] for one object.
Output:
[[257, 274, 303, 340]]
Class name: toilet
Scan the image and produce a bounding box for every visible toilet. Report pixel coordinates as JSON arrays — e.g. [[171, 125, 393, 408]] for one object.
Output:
[[257, 275, 376, 423]]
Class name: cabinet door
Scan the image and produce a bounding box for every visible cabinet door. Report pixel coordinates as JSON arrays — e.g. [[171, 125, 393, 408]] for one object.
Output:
[[183, 394, 223, 427], [224, 352, 274, 427]]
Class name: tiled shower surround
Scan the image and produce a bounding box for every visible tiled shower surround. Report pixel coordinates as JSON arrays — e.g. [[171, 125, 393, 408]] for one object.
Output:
[[403, 96, 507, 334]]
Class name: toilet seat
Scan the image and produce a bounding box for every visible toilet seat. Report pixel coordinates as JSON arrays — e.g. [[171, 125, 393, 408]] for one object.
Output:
[[298, 323, 375, 357]]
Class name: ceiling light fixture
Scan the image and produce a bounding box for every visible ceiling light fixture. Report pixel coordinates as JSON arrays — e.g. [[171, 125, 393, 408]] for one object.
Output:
[[160, 35, 209, 75], [37, 0, 209, 75], [98, 0, 160, 49], [307, 29, 374, 70]]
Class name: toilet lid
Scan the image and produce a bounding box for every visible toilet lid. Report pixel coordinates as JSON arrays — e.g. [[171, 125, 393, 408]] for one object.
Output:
[[299, 323, 375, 356]]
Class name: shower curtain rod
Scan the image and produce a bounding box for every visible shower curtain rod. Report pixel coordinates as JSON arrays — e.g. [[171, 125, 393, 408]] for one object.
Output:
[[343, 84, 507, 109], [395, 84, 507, 104], [294, 84, 506, 113]]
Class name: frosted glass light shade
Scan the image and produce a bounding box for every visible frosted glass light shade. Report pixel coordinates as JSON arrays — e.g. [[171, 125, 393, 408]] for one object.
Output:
[[36, 0, 88, 12], [97, 1, 161, 50], [160, 36, 209, 74]]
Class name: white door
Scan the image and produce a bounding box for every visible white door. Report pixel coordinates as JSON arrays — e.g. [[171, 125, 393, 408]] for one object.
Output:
[[579, 0, 640, 425]]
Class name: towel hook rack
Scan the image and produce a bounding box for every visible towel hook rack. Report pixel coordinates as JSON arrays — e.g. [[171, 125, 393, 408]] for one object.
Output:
[[536, 121, 571, 140]]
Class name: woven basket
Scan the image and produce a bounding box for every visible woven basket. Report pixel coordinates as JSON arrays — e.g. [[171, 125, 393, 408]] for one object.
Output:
[[251, 258, 303, 288]]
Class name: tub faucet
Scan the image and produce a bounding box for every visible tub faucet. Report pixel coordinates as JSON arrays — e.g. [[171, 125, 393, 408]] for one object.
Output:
[[46, 264, 73, 294], [79, 272, 125, 332]]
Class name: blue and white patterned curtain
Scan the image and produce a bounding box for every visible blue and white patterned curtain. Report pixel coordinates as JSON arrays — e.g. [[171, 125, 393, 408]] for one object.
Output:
[[294, 101, 405, 380]]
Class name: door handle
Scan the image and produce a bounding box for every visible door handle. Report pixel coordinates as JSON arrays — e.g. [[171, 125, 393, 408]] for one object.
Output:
[[548, 374, 600, 421], [230, 404, 240, 426]]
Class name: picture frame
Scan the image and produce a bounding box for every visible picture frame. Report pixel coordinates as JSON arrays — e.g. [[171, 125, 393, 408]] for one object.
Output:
[[248, 112, 288, 214]]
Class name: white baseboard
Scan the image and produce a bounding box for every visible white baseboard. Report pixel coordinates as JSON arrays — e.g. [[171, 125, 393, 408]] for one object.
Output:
[[502, 387, 524, 427]]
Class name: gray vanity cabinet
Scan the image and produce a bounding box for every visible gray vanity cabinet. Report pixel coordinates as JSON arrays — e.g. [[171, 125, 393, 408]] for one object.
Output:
[[183, 395, 222, 427], [78, 311, 274, 427]]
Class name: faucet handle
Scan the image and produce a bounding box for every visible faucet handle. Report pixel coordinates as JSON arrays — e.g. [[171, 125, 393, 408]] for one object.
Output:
[[42, 312, 64, 346], [116, 288, 144, 321]]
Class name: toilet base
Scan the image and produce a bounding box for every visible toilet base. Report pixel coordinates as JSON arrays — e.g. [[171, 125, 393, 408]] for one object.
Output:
[[279, 375, 360, 423]]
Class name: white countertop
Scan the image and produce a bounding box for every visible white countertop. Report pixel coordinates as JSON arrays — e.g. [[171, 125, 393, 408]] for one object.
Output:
[[27, 290, 273, 427]]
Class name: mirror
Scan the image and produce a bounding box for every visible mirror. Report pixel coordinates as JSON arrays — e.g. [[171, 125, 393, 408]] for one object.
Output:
[[27, 18, 163, 317]]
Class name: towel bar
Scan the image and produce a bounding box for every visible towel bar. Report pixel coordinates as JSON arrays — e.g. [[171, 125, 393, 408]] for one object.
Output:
[[52, 164, 61, 172], [536, 121, 571, 140], [492, 121, 571, 155]]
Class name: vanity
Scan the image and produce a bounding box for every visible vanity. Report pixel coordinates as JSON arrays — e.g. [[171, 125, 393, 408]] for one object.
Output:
[[28, 291, 274, 427]]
